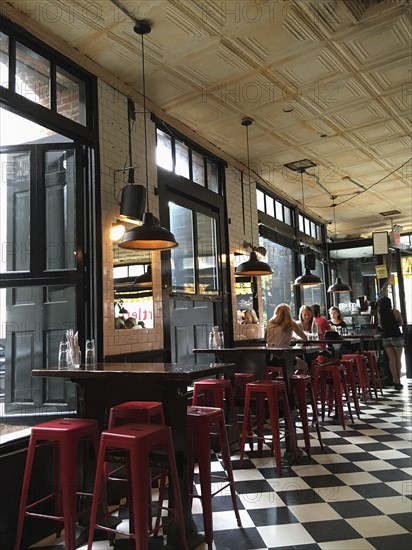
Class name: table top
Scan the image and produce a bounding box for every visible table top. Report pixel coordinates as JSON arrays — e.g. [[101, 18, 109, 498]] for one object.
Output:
[[193, 345, 322, 354], [32, 362, 236, 382]]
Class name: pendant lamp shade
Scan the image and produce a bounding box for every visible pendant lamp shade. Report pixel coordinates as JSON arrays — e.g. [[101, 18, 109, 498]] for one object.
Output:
[[235, 250, 273, 277], [294, 268, 322, 286], [119, 212, 178, 251], [133, 264, 152, 287], [119, 184, 146, 224], [118, 21, 178, 251], [327, 277, 351, 293]]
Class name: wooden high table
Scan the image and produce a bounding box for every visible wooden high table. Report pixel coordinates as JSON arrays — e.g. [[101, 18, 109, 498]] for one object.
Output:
[[32, 361, 237, 550]]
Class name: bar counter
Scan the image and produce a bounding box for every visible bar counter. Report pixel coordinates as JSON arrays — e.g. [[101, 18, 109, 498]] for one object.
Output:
[[32, 361, 237, 549]]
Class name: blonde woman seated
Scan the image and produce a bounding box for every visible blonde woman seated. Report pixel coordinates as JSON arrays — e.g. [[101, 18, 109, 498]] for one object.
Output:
[[242, 309, 259, 324], [295, 305, 318, 336], [265, 303, 309, 374]]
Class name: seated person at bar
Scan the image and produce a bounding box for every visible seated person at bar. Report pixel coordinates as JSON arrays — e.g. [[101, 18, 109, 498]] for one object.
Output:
[[312, 304, 332, 338], [328, 306, 347, 332], [265, 303, 309, 373], [242, 309, 259, 324], [124, 317, 136, 329], [295, 305, 318, 337]]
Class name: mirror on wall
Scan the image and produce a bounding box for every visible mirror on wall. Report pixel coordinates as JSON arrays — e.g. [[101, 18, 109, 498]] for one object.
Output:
[[113, 245, 154, 329]]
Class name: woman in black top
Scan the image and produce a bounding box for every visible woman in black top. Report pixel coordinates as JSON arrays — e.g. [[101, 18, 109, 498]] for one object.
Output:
[[328, 306, 347, 332], [378, 296, 404, 390]]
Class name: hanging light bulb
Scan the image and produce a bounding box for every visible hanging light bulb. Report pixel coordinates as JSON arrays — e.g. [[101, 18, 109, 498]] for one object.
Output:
[[290, 168, 322, 286], [327, 196, 352, 293], [119, 21, 178, 251], [110, 219, 126, 241], [235, 118, 272, 277]]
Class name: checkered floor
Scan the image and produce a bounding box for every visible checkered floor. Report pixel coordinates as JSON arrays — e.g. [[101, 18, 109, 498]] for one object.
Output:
[[31, 377, 412, 550]]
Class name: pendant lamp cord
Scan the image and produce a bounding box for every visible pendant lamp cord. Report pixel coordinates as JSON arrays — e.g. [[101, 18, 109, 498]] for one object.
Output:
[[141, 32, 149, 214], [245, 122, 254, 248], [331, 195, 339, 276]]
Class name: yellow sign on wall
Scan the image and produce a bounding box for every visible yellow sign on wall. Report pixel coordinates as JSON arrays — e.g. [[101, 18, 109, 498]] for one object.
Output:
[[375, 265, 388, 279]]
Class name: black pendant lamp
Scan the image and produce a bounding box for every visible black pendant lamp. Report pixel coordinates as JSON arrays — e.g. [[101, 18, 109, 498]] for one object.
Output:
[[235, 118, 272, 277], [133, 264, 152, 288], [119, 21, 178, 251], [327, 196, 352, 293], [292, 168, 322, 286]]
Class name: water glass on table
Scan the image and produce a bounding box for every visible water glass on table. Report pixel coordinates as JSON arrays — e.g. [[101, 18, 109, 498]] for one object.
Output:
[[58, 341, 71, 370], [85, 339, 96, 369]]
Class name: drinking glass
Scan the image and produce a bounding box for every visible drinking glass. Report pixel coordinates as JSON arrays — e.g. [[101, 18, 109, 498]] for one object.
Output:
[[58, 341, 71, 370], [85, 339, 96, 369]]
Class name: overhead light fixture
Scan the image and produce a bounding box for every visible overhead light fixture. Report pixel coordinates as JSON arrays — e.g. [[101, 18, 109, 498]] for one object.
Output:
[[284, 165, 322, 287], [110, 219, 126, 241], [235, 118, 272, 277], [119, 21, 178, 251], [327, 196, 352, 293], [133, 264, 152, 288]]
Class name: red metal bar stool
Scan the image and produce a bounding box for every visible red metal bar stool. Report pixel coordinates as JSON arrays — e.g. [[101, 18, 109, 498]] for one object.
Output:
[[239, 380, 297, 474], [340, 359, 362, 419], [108, 401, 165, 428], [187, 405, 241, 550], [363, 351, 384, 397], [87, 422, 188, 550], [341, 353, 373, 403], [233, 372, 256, 398], [311, 362, 354, 429], [192, 378, 240, 445], [15, 418, 101, 550], [291, 374, 323, 457]]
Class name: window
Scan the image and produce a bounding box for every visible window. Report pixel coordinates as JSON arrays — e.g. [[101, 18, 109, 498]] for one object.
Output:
[[0, 31, 8, 88], [16, 42, 51, 108], [156, 127, 222, 194], [257, 187, 294, 227], [170, 203, 219, 295], [259, 237, 295, 324]]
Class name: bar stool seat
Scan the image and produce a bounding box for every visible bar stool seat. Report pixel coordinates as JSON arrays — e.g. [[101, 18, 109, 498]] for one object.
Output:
[[239, 380, 297, 474], [87, 422, 188, 550], [341, 353, 373, 403], [108, 401, 165, 428], [187, 406, 241, 550], [15, 418, 101, 550]]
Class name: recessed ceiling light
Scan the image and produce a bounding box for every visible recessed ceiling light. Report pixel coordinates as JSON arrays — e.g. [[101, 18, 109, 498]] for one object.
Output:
[[284, 159, 317, 172], [380, 210, 401, 216]]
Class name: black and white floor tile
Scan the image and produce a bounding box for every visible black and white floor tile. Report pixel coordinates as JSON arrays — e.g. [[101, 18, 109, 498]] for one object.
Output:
[[31, 378, 412, 550]]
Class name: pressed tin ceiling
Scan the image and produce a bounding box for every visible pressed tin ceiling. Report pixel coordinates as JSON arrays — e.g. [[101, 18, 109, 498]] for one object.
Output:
[[3, 0, 412, 238]]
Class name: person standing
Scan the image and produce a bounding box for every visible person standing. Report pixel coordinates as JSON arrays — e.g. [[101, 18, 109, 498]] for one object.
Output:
[[312, 304, 332, 338], [378, 296, 404, 390]]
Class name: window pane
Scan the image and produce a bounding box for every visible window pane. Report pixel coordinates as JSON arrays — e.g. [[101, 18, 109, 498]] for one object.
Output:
[[206, 159, 219, 193], [175, 141, 189, 179], [298, 214, 304, 233], [310, 221, 316, 238], [259, 237, 295, 323], [0, 284, 77, 438], [0, 152, 30, 273], [156, 129, 173, 171], [275, 200, 283, 221], [56, 67, 86, 125], [304, 217, 311, 235], [16, 42, 50, 108], [0, 32, 9, 89], [302, 259, 325, 309], [284, 206, 292, 225], [45, 150, 76, 270], [192, 152, 205, 186], [266, 195, 274, 217], [170, 203, 195, 293], [256, 189, 265, 212], [197, 213, 219, 294]]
